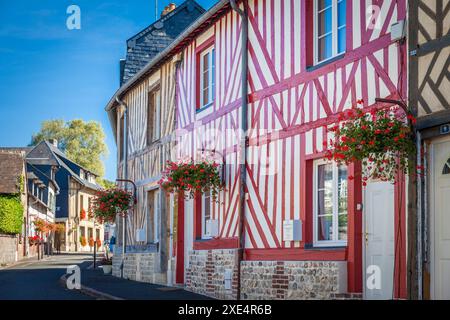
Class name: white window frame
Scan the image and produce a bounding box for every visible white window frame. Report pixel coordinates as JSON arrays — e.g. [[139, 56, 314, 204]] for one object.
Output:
[[313, 0, 346, 65], [152, 89, 161, 142], [199, 46, 215, 109], [201, 191, 212, 240], [145, 188, 160, 243], [313, 159, 348, 247]]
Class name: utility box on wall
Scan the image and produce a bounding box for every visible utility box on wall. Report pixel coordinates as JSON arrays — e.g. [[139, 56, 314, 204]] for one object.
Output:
[[136, 228, 146, 242], [283, 220, 302, 242], [205, 219, 219, 237]]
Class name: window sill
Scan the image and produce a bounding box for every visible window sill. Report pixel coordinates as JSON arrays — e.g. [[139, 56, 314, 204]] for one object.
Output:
[[304, 242, 347, 250], [196, 102, 214, 113], [307, 54, 345, 72]]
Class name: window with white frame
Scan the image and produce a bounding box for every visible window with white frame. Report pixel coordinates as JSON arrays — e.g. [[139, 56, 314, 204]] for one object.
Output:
[[147, 87, 161, 144], [146, 189, 159, 243], [313, 160, 348, 246], [314, 0, 346, 64], [201, 191, 212, 239], [199, 46, 215, 108]]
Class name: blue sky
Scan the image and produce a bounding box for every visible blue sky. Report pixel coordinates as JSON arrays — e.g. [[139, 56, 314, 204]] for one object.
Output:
[[0, 0, 216, 181]]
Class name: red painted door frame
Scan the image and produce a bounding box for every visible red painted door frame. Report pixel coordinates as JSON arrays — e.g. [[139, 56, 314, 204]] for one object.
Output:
[[175, 194, 185, 284], [347, 161, 363, 293]]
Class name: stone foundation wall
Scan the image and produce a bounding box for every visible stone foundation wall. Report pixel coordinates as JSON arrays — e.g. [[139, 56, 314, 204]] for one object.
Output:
[[186, 249, 239, 300], [112, 252, 166, 285], [241, 260, 347, 300], [186, 250, 348, 300], [0, 234, 17, 265]]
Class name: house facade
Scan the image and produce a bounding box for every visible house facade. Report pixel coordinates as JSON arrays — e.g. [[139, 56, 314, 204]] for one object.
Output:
[[0, 150, 28, 265], [26, 160, 59, 256], [409, 0, 450, 300], [103, 0, 437, 300], [106, 0, 205, 284], [26, 140, 104, 253], [171, 0, 409, 300]]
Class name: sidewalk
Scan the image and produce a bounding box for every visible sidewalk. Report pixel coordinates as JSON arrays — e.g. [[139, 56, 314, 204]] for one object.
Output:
[[78, 265, 213, 300], [0, 255, 50, 270]]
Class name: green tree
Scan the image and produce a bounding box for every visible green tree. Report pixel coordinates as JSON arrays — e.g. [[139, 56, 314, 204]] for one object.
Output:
[[30, 119, 109, 178], [99, 178, 116, 190]]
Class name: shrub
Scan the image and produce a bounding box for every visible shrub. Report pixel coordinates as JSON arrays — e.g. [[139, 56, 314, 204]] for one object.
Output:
[[0, 195, 24, 234]]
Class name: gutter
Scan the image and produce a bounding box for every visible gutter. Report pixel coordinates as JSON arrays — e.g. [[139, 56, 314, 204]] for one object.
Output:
[[115, 96, 129, 279], [230, 0, 248, 301]]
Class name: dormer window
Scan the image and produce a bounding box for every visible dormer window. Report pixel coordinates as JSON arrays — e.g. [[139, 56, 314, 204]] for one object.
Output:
[[443, 158, 450, 175]]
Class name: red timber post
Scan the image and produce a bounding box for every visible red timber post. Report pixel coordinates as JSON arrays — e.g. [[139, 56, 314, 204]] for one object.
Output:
[[347, 161, 363, 293], [175, 193, 185, 284]]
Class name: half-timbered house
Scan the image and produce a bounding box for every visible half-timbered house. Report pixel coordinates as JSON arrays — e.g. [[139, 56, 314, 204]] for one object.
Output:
[[105, 0, 205, 285], [409, 0, 450, 300], [168, 0, 409, 300]]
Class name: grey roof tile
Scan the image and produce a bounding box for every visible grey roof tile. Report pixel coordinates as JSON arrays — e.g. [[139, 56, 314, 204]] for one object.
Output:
[[120, 0, 205, 85]]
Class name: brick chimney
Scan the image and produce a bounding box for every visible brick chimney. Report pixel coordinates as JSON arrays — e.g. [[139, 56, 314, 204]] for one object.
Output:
[[161, 3, 176, 16]]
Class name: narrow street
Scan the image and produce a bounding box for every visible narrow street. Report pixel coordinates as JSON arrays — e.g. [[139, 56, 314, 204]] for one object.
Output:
[[0, 254, 94, 300]]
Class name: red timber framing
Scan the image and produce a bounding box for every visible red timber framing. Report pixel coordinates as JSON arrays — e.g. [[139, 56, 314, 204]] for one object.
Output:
[[174, 0, 408, 297], [175, 194, 185, 284]]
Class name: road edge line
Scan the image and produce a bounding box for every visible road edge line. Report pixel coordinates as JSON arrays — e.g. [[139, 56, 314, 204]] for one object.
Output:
[[59, 271, 124, 300]]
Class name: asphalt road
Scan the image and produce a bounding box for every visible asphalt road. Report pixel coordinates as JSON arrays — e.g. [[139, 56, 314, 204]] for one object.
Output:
[[0, 254, 95, 300]]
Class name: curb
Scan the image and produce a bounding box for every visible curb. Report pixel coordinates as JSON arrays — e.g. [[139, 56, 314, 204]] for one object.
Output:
[[59, 269, 124, 301], [0, 256, 51, 271]]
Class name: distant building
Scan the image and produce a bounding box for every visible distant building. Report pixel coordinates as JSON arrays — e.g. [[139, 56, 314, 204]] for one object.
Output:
[[26, 140, 104, 253], [0, 149, 28, 264]]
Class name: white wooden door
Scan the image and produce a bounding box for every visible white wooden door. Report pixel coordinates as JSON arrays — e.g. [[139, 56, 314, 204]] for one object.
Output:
[[431, 137, 450, 300], [364, 181, 395, 300]]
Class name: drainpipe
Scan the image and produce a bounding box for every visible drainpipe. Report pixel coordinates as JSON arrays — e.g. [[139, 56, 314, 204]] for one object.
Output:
[[416, 131, 422, 300], [230, 0, 248, 301], [116, 96, 129, 278]]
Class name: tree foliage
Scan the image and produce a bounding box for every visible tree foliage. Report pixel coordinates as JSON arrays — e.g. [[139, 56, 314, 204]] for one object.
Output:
[[30, 119, 108, 178], [0, 195, 24, 235]]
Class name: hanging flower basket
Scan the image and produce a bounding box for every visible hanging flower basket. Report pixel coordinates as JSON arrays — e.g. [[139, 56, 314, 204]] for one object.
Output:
[[158, 159, 224, 199], [96, 239, 102, 248], [80, 209, 86, 220], [326, 102, 415, 185], [90, 188, 133, 223], [28, 235, 42, 245], [88, 237, 95, 247], [80, 236, 87, 247], [33, 219, 50, 233]]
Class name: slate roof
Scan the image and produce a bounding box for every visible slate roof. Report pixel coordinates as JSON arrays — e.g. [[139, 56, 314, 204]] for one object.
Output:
[[120, 0, 205, 85], [27, 141, 101, 191], [0, 151, 25, 194]]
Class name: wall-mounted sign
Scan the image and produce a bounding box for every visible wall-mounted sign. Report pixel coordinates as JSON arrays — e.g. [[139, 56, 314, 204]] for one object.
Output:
[[283, 220, 302, 242]]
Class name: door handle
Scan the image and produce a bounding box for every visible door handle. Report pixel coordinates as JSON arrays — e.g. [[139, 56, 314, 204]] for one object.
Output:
[[364, 232, 371, 246]]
